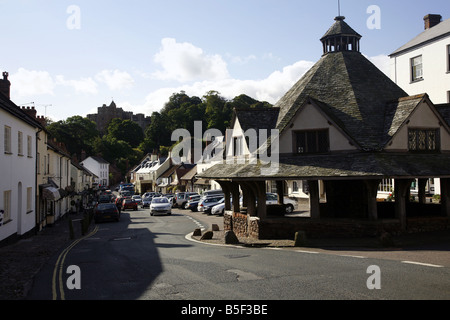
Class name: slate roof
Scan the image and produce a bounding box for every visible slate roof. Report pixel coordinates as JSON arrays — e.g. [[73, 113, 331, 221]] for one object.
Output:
[[199, 152, 450, 181], [274, 50, 409, 150], [390, 17, 450, 56], [0, 92, 42, 128], [320, 16, 361, 40], [435, 103, 450, 126], [198, 17, 450, 181], [232, 107, 280, 133]]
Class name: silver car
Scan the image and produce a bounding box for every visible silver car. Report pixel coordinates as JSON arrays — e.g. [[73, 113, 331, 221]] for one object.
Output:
[[150, 197, 172, 216]]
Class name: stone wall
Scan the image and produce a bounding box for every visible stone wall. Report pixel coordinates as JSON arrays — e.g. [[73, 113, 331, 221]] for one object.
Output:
[[224, 211, 450, 240]]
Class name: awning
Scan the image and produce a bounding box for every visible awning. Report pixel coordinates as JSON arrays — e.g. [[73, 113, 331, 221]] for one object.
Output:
[[42, 187, 61, 201]]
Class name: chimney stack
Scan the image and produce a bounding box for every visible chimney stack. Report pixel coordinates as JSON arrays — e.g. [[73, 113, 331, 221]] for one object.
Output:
[[424, 14, 442, 30], [0, 72, 11, 99], [21, 106, 37, 119]]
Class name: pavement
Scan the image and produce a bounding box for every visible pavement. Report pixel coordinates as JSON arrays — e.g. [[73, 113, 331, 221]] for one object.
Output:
[[1, 208, 450, 300], [0, 211, 92, 300]]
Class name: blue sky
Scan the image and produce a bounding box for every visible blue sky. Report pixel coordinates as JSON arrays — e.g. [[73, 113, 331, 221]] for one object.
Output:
[[1, 0, 449, 121]]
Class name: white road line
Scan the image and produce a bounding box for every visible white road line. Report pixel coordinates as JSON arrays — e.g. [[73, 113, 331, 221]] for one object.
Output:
[[295, 250, 320, 254], [339, 254, 367, 259], [401, 261, 444, 268]]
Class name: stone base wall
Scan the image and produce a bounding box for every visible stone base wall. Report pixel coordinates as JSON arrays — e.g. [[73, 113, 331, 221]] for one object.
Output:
[[224, 211, 450, 240]]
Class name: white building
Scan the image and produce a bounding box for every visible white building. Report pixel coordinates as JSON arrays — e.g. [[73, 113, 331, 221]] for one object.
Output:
[[80, 156, 110, 188], [0, 72, 42, 243], [389, 14, 450, 196], [389, 14, 450, 104]]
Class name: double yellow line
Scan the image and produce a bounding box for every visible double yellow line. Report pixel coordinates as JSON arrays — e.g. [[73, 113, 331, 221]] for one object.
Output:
[[52, 225, 99, 300]]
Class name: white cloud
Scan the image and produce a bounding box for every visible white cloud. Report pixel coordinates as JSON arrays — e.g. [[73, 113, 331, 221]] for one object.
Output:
[[96, 69, 135, 91], [142, 59, 314, 112], [9, 68, 55, 98], [152, 38, 230, 82], [367, 54, 391, 76], [56, 75, 98, 94]]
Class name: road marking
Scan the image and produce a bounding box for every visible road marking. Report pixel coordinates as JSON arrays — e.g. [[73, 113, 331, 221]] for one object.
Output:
[[339, 254, 367, 259], [52, 225, 99, 300], [401, 261, 444, 268], [295, 250, 320, 254], [185, 216, 205, 230]]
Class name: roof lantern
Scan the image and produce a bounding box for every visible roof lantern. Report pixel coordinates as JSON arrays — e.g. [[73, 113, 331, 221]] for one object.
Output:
[[320, 16, 362, 55]]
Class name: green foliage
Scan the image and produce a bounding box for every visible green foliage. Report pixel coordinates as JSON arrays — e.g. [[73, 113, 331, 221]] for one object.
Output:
[[142, 91, 272, 154], [48, 92, 271, 180], [46, 116, 99, 156], [105, 118, 144, 148]]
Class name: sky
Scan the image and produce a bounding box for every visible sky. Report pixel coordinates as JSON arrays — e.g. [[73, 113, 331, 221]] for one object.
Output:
[[1, 0, 449, 121]]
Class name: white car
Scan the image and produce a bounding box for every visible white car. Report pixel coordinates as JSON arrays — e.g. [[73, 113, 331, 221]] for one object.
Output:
[[149, 197, 172, 216], [239, 193, 297, 214], [132, 195, 142, 204]]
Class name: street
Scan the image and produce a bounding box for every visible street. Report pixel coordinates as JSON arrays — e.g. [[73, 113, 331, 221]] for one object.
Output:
[[27, 206, 450, 301]]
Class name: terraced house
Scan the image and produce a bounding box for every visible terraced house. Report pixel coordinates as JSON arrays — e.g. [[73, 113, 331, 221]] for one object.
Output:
[[199, 16, 450, 240], [0, 73, 42, 243]]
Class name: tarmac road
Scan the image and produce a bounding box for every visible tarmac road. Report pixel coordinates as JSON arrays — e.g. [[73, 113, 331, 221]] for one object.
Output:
[[24, 207, 450, 300]]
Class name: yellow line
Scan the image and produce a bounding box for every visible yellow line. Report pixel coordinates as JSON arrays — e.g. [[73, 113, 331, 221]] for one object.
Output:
[[52, 225, 99, 300]]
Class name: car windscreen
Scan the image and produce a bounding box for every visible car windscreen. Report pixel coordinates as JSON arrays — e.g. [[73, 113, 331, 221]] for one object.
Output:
[[97, 204, 116, 210], [152, 198, 168, 203]]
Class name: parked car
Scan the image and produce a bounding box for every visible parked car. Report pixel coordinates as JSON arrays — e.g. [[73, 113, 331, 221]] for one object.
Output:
[[202, 190, 224, 197], [239, 193, 297, 214], [164, 194, 174, 205], [266, 193, 297, 214], [198, 196, 224, 213], [185, 195, 202, 211], [132, 195, 142, 205], [150, 197, 172, 216], [184, 194, 201, 209], [141, 196, 152, 208], [122, 198, 138, 211], [173, 192, 199, 208], [94, 203, 120, 223], [210, 198, 233, 216]]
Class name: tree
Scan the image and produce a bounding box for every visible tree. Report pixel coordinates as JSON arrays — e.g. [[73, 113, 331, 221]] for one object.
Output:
[[105, 118, 144, 148], [46, 116, 99, 158], [203, 90, 231, 132]]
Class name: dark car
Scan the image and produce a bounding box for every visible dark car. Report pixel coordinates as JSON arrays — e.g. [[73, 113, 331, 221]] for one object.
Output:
[[94, 203, 120, 223], [98, 194, 112, 203], [122, 198, 138, 211]]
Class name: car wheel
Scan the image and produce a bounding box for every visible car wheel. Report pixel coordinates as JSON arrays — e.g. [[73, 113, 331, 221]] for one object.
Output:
[[285, 204, 294, 214]]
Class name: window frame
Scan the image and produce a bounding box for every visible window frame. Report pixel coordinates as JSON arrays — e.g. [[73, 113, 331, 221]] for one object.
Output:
[[18, 131, 23, 156], [294, 129, 330, 154], [3, 190, 11, 223], [27, 135, 32, 158], [447, 44, 450, 73], [408, 128, 440, 153], [4, 126, 11, 154], [410, 55, 423, 82]]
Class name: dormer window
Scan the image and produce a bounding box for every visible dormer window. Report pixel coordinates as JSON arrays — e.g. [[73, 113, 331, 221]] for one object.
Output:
[[295, 129, 329, 154], [408, 128, 439, 152]]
